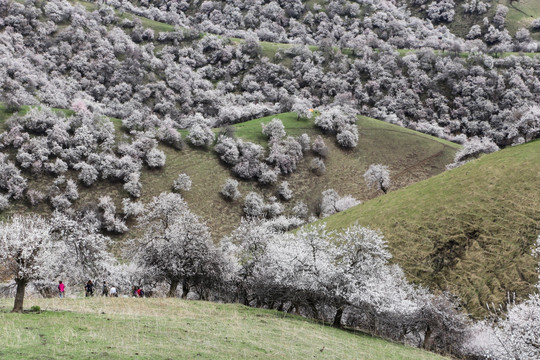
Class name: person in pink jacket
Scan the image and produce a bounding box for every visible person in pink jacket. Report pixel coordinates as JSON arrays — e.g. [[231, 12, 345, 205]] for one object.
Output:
[[58, 281, 65, 298]]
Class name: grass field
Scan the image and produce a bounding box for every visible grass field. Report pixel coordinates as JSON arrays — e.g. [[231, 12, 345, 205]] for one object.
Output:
[[321, 139, 540, 317], [0, 297, 448, 360]]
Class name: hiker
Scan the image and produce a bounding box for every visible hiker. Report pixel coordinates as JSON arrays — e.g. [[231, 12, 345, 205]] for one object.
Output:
[[85, 280, 94, 297], [58, 281, 65, 298], [109, 286, 118, 297], [132, 286, 138, 297], [137, 287, 145, 297], [102, 281, 109, 297]]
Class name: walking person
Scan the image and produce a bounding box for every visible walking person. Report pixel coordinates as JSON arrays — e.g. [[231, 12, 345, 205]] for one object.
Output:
[[58, 281, 65, 298], [102, 281, 109, 297], [85, 280, 94, 297]]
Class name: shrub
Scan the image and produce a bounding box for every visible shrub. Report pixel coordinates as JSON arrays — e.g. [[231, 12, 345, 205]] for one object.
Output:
[[264, 201, 284, 219], [74, 162, 99, 186], [124, 172, 142, 198], [257, 164, 278, 185], [336, 124, 358, 148], [0, 195, 9, 211], [261, 118, 286, 140], [26, 190, 45, 207], [312, 136, 329, 157], [244, 192, 265, 217], [122, 198, 145, 218], [278, 181, 293, 201], [173, 173, 192, 192], [188, 123, 214, 147], [297, 133, 310, 152], [214, 136, 240, 165], [310, 157, 326, 175], [292, 201, 308, 219], [145, 148, 166, 168], [221, 178, 241, 200]]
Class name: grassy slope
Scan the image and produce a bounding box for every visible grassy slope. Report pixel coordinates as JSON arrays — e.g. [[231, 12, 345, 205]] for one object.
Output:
[[0, 298, 448, 360], [151, 113, 458, 239], [432, 0, 540, 41], [321, 140, 540, 317], [0, 107, 459, 241]]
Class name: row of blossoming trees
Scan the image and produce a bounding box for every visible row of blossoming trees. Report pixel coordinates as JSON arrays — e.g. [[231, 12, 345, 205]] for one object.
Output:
[[1, 192, 538, 359]]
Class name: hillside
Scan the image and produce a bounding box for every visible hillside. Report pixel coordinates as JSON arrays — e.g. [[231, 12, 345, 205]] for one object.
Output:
[[321, 139, 540, 317], [0, 297, 448, 360], [453, 0, 540, 40], [0, 107, 459, 239]]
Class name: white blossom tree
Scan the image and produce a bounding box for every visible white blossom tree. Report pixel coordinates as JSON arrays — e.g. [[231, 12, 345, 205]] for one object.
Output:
[[127, 193, 222, 298], [364, 164, 391, 194], [0, 215, 52, 313]]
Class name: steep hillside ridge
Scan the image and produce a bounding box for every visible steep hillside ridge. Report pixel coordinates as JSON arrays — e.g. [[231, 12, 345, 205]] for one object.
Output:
[[0, 298, 448, 360], [321, 140, 540, 317]]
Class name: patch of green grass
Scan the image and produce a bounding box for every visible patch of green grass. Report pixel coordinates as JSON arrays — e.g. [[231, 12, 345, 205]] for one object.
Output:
[[0, 298, 448, 360], [321, 140, 540, 317], [70, 0, 175, 33], [119, 12, 175, 33], [503, 0, 540, 39]]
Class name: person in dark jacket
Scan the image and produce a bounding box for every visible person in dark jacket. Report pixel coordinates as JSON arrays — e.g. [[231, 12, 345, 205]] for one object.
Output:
[[85, 280, 94, 297]]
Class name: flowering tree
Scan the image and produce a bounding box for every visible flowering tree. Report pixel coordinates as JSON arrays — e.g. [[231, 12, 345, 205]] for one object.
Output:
[[261, 118, 286, 140], [0, 215, 51, 313], [187, 123, 215, 147], [48, 210, 114, 286], [364, 164, 391, 194], [127, 193, 222, 298], [172, 173, 192, 192], [221, 178, 241, 200]]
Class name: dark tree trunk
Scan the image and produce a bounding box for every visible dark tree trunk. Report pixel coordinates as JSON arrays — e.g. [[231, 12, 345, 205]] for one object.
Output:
[[12, 279, 27, 313], [333, 307, 344, 328], [286, 303, 296, 313], [308, 300, 319, 320], [423, 325, 433, 350], [168, 279, 179, 297], [181, 279, 190, 299], [239, 286, 249, 306]]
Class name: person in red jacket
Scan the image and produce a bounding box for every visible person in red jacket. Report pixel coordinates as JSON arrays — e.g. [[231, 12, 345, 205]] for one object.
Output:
[[58, 281, 65, 298]]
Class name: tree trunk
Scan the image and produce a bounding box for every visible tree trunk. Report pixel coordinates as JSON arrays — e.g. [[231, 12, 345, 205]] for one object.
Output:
[[168, 279, 179, 298], [308, 300, 319, 320], [12, 279, 27, 313], [333, 307, 344, 328], [181, 279, 190, 299], [423, 325, 433, 350]]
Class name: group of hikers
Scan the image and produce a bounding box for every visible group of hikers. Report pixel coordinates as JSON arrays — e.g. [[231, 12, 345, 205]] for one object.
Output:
[[84, 280, 118, 297], [56, 280, 145, 298]]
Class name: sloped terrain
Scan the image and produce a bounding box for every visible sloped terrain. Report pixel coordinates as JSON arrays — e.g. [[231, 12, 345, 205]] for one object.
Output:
[[0, 107, 459, 240], [0, 298, 448, 360], [321, 140, 540, 317]]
